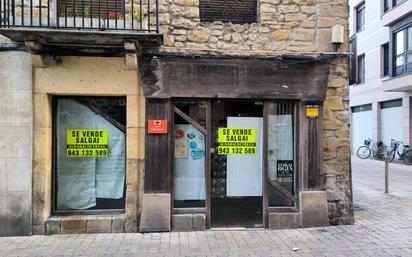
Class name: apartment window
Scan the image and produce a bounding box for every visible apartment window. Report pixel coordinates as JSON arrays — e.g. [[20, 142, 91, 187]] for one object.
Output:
[[356, 2, 365, 32], [382, 43, 389, 76], [199, 0, 256, 24], [384, 0, 404, 13], [357, 54, 365, 84], [393, 25, 412, 76], [349, 36, 357, 85]]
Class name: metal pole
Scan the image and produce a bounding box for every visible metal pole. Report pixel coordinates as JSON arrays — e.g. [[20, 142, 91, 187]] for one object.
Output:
[[385, 158, 389, 193]]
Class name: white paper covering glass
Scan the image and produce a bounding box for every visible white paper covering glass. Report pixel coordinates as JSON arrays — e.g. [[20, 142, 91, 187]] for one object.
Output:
[[173, 124, 206, 201], [226, 117, 263, 197], [56, 99, 125, 210]]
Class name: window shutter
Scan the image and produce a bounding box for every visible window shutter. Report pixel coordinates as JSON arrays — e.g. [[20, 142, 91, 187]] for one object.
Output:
[[200, 0, 257, 24]]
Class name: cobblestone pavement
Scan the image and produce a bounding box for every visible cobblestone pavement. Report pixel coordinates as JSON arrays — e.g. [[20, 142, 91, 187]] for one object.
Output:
[[1, 157, 412, 257]]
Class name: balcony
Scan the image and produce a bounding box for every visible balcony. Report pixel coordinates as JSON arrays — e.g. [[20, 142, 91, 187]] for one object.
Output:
[[0, 0, 163, 51]]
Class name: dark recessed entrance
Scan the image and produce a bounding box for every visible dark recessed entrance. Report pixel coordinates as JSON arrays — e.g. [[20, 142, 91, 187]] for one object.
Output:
[[210, 100, 263, 228]]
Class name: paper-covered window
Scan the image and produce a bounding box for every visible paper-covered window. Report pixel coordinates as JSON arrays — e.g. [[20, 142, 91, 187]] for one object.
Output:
[[54, 97, 126, 211]]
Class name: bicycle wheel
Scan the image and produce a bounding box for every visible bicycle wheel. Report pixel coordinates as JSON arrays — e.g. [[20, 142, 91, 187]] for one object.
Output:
[[357, 146, 371, 159], [403, 150, 412, 165], [387, 150, 396, 163]]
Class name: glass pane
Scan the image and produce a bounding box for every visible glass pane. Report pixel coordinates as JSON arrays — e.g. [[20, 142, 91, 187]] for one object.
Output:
[[396, 31, 405, 55], [358, 56, 365, 83], [396, 54, 405, 66], [173, 101, 206, 208], [408, 27, 412, 51], [55, 97, 126, 210], [267, 102, 295, 207], [357, 6, 365, 31], [407, 52, 412, 64]]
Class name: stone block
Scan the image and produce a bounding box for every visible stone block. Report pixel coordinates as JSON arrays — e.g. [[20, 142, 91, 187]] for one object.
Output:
[[112, 216, 125, 233], [172, 214, 193, 231], [140, 193, 171, 232], [300, 191, 329, 228], [87, 218, 112, 233], [0, 192, 31, 236], [46, 217, 61, 235], [269, 213, 300, 229], [0, 160, 6, 192], [33, 93, 52, 127], [61, 217, 87, 234], [0, 90, 6, 124], [193, 214, 206, 231], [6, 90, 32, 125], [0, 126, 31, 159], [6, 159, 31, 192]]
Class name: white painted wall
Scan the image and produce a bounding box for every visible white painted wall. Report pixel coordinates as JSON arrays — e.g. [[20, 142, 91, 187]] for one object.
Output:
[[349, 0, 412, 146], [351, 110, 373, 154]]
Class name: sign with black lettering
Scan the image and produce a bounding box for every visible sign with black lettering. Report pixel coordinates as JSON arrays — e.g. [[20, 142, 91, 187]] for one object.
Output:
[[217, 128, 256, 155], [66, 129, 108, 158], [277, 160, 294, 178]]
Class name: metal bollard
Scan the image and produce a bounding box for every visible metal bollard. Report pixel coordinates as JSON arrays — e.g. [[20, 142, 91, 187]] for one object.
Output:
[[385, 157, 389, 193]]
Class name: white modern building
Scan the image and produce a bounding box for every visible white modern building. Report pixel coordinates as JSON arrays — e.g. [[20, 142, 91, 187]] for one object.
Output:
[[349, 0, 412, 153]]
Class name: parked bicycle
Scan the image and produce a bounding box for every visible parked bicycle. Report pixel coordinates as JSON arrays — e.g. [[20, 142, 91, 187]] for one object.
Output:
[[357, 138, 386, 160], [386, 139, 412, 165]]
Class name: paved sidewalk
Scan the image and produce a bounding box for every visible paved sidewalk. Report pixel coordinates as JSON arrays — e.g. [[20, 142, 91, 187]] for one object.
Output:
[[0, 157, 411, 257]]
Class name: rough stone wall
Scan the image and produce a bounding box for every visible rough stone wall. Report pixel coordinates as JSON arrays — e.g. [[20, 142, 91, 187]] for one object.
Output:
[[157, 0, 348, 55], [156, 0, 353, 225], [0, 38, 33, 236]]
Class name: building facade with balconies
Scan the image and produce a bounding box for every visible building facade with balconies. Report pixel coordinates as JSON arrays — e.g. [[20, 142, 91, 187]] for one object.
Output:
[[0, 0, 354, 236], [349, 0, 412, 154]]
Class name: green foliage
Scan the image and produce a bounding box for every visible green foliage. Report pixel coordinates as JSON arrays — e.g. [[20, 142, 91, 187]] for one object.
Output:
[[84, 5, 90, 17], [132, 9, 147, 21]]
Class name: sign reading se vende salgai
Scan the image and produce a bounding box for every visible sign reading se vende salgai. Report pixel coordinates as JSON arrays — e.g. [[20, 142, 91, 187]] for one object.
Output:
[[218, 128, 256, 155], [66, 129, 108, 158]]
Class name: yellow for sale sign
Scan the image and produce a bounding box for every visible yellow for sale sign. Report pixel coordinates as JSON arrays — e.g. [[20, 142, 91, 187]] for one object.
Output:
[[66, 129, 108, 158], [218, 128, 256, 155]]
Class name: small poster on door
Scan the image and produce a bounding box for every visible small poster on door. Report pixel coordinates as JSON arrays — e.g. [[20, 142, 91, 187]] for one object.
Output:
[[175, 138, 188, 158], [277, 160, 294, 178]]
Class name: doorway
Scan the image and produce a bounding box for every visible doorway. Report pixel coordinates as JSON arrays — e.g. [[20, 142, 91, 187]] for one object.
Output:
[[210, 100, 264, 228], [171, 99, 297, 229]]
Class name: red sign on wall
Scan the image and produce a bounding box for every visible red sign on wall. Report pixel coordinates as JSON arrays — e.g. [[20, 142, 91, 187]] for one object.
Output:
[[148, 120, 168, 134]]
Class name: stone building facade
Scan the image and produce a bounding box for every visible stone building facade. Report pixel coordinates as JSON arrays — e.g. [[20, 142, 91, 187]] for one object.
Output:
[[0, 0, 353, 236]]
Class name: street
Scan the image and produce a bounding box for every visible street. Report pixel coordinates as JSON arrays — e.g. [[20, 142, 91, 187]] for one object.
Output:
[[0, 157, 411, 257]]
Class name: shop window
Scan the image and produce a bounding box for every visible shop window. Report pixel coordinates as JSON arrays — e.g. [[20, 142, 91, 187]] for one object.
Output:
[[351, 104, 372, 113], [267, 102, 295, 207], [53, 97, 126, 212], [380, 99, 403, 109], [199, 0, 257, 24], [357, 54, 365, 84], [173, 101, 207, 208], [393, 25, 412, 76], [356, 2, 365, 32]]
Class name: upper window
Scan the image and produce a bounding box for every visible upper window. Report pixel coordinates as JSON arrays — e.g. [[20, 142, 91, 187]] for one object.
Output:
[[382, 43, 389, 77], [357, 54, 365, 84], [356, 2, 365, 32], [199, 0, 256, 24], [349, 36, 357, 85], [384, 0, 404, 13], [393, 25, 412, 76]]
